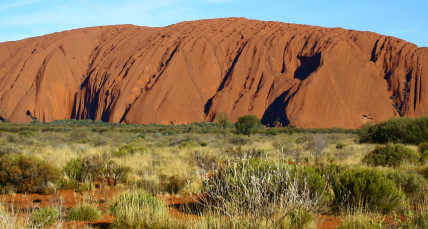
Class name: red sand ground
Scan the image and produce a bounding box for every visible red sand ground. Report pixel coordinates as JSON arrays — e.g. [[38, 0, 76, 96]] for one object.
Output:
[[1, 190, 410, 228]]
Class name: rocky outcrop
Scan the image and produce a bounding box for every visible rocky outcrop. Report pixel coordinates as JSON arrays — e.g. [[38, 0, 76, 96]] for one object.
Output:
[[0, 18, 427, 128]]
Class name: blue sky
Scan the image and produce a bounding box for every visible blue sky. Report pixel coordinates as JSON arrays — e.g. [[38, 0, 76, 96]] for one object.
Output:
[[1, 0, 427, 47]]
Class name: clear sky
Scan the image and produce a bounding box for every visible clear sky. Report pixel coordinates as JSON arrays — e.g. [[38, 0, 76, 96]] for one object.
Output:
[[1, 0, 427, 47]]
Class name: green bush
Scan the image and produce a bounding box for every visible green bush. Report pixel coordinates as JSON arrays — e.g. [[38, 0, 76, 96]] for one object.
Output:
[[64, 159, 85, 185], [178, 141, 199, 149], [110, 191, 178, 228], [336, 142, 346, 150], [363, 143, 420, 167], [358, 116, 428, 144], [113, 144, 149, 157], [32, 207, 59, 227], [331, 167, 402, 213], [0, 154, 60, 193], [0, 143, 20, 156], [235, 115, 260, 136], [385, 170, 428, 203], [418, 142, 428, 162], [105, 160, 131, 186], [162, 175, 188, 194], [425, 166, 428, 179], [68, 204, 102, 221], [408, 211, 428, 228], [339, 215, 375, 229], [64, 154, 106, 186], [228, 136, 249, 145]]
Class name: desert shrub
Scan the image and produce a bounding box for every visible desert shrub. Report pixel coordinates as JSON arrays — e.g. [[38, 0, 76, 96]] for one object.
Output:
[[178, 141, 199, 149], [161, 130, 176, 136], [0, 154, 60, 193], [358, 116, 428, 144], [201, 159, 327, 228], [363, 143, 420, 167], [63, 154, 107, 187], [113, 144, 149, 157], [216, 112, 231, 138], [235, 115, 260, 136], [289, 207, 315, 229], [408, 211, 428, 228], [339, 215, 375, 229], [336, 142, 346, 149], [78, 154, 106, 183], [105, 161, 131, 186], [67, 204, 102, 221], [18, 130, 35, 138], [64, 159, 85, 185], [212, 159, 327, 197], [228, 136, 249, 145], [331, 167, 402, 213], [426, 166, 428, 179], [418, 142, 428, 162], [32, 207, 59, 227], [78, 181, 96, 192], [0, 144, 20, 156], [418, 142, 428, 154], [109, 191, 180, 228], [162, 175, 188, 194], [68, 128, 89, 142], [385, 170, 428, 204]]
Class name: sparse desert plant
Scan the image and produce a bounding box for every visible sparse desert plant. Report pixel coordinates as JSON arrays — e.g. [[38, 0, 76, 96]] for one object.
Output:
[[363, 143, 420, 167], [216, 112, 231, 139], [418, 142, 428, 162], [105, 160, 131, 186], [0, 201, 28, 228], [68, 128, 89, 142], [32, 207, 59, 227], [331, 167, 402, 213], [0, 154, 60, 193], [228, 136, 249, 145], [310, 134, 327, 165], [109, 191, 182, 228], [64, 158, 85, 187], [385, 170, 428, 206], [339, 214, 375, 229], [64, 154, 107, 189], [198, 158, 326, 228], [67, 204, 102, 221], [113, 144, 149, 157], [235, 115, 260, 137], [0, 142, 20, 156], [336, 142, 346, 150], [161, 175, 188, 194], [408, 211, 428, 228]]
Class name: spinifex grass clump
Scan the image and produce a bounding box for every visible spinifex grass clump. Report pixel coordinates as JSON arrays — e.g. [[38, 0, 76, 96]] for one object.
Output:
[[200, 158, 327, 228], [109, 191, 183, 228], [32, 207, 59, 227], [363, 143, 420, 167], [68, 204, 102, 221]]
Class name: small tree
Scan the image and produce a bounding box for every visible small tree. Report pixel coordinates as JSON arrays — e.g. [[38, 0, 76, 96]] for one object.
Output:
[[235, 115, 260, 137], [216, 112, 231, 139]]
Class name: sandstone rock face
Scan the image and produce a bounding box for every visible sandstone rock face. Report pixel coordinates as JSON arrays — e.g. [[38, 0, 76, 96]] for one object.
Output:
[[0, 18, 427, 128]]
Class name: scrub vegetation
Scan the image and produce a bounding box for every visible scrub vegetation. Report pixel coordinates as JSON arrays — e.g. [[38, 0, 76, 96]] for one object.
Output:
[[0, 116, 427, 228]]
